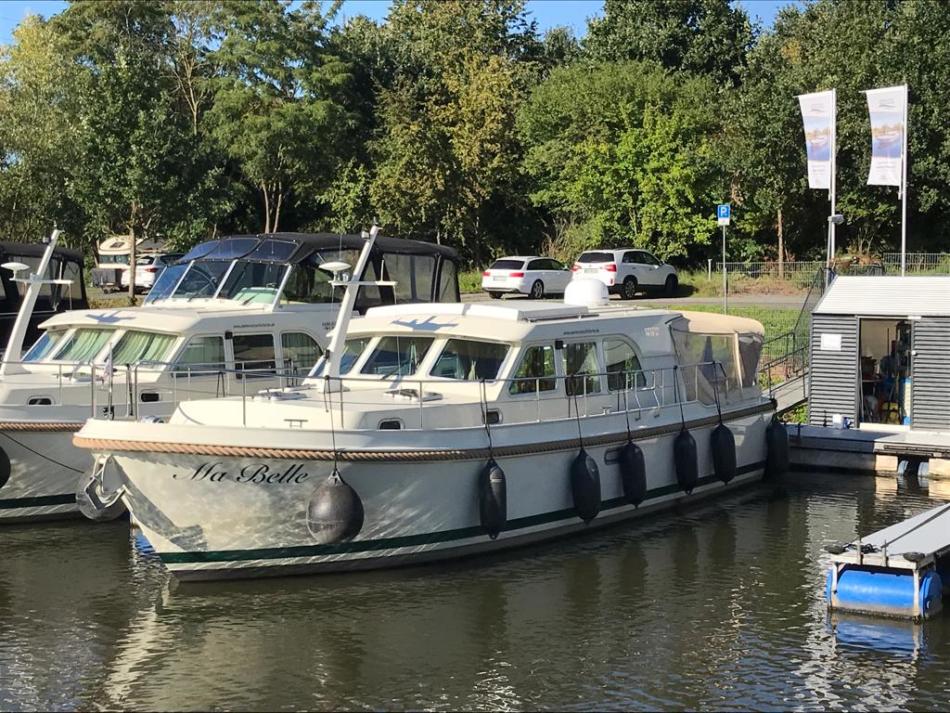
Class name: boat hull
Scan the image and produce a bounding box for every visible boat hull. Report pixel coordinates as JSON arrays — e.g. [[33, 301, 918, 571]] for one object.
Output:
[[98, 406, 773, 581], [0, 425, 85, 522]]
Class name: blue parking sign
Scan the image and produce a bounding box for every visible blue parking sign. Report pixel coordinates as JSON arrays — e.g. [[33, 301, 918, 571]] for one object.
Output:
[[717, 203, 731, 226]]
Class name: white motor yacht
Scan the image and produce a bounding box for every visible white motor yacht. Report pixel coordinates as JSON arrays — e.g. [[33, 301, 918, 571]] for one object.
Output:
[[73, 277, 787, 581], [0, 230, 459, 522]]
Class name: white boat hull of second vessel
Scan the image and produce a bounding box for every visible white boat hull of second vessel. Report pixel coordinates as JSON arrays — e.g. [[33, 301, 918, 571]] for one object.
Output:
[[81, 403, 771, 580]]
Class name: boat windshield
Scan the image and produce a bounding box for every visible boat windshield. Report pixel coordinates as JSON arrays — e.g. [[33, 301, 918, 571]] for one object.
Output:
[[168, 260, 232, 300], [218, 261, 288, 303], [23, 330, 65, 362], [430, 339, 509, 380], [145, 263, 187, 303], [109, 330, 178, 364], [360, 336, 434, 378], [309, 337, 373, 377], [50, 328, 114, 363]]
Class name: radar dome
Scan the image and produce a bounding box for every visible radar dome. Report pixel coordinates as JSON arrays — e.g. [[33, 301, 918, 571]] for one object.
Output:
[[564, 278, 609, 307]]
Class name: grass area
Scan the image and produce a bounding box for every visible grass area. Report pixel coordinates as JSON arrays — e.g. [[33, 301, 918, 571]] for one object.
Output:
[[676, 269, 808, 298], [459, 269, 483, 294]]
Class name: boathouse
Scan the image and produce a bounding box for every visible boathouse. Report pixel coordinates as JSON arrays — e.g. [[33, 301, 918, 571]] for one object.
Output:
[[808, 276, 950, 431]]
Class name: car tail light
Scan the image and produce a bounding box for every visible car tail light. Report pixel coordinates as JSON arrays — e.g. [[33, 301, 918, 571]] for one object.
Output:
[[571, 265, 580, 272], [143, 266, 159, 273], [482, 270, 490, 277], [510, 271, 524, 278], [605, 263, 617, 272]]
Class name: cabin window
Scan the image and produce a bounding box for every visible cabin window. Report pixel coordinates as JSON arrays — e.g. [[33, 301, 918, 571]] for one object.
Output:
[[431, 339, 509, 380], [438, 261, 459, 301], [282, 263, 339, 304], [360, 336, 434, 378], [175, 335, 225, 371], [282, 332, 322, 374], [671, 330, 740, 404], [51, 328, 113, 362], [738, 333, 763, 387], [110, 330, 177, 365], [563, 342, 601, 396], [23, 331, 64, 362], [218, 261, 286, 302], [509, 344, 557, 394], [233, 333, 277, 374], [27, 396, 52, 406], [384, 254, 436, 302], [604, 338, 645, 391]]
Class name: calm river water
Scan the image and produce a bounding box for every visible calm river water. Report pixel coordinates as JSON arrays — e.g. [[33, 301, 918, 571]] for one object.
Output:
[[3, 473, 950, 711]]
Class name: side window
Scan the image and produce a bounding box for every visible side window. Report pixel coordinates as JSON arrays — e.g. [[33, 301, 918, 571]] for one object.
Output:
[[509, 344, 557, 395], [281, 332, 322, 373], [527, 259, 546, 271], [563, 342, 601, 396], [360, 336, 433, 377], [622, 252, 638, 264], [548, 259, 566, 271], [175, 336, 225, 372], [233, 333, 277, 374], [604, 338, 644, 391]]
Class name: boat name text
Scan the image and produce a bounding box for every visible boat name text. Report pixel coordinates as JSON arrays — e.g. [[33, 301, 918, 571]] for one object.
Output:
[[172, 461, 310, 484]]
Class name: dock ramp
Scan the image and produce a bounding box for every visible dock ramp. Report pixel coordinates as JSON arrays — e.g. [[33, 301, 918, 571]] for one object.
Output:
[[826, 503, 950, 620]]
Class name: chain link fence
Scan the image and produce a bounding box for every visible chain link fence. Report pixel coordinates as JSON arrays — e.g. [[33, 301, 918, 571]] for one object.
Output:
[[882, 252, 950, 274]]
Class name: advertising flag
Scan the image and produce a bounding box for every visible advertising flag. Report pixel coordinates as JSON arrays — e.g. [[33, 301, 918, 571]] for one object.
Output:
[[865, 85, 907, 187], [798, 90, 835, 190]]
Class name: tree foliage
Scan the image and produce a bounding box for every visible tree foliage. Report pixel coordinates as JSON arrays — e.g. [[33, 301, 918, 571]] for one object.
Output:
[[0, 0, 948, 268]]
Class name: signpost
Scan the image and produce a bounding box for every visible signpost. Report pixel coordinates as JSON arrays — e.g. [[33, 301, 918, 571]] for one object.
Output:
[[717, 204, 730, 312]]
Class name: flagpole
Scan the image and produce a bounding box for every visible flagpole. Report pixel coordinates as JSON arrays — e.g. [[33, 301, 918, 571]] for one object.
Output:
[[830, 88, 837, 268], [900, 84, 908, 276]]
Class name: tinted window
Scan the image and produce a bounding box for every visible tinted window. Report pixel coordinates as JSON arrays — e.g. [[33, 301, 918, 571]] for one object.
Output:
[[622, 252, 639, 264], [438, 260, 459, 301], [605, 338, 644, 391], [577, 252, 613, 264], [490, 259, 525, 270], [431, 339, 509, 380], [233, 333, 276, 373], [360, 336, 433, 377], [281, 332, 322, 373], [546, 259, 565, 270], [527, 259, 546, 271], [509, 344, 556, 394], [564, 342, 600, 396], [384, 254, 435, 302], [175, 336, 225, 370]]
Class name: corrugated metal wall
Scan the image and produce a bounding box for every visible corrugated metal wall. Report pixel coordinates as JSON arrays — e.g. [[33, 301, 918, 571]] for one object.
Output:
[[911, 318, 950, 430], [809, 315, 858, 426]]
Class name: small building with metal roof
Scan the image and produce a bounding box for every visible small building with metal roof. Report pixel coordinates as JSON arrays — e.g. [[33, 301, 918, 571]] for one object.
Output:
[[808, 276, 950, 431]]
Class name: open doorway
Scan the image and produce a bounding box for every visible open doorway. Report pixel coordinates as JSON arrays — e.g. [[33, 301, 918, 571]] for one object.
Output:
[[858, 318, 912, 427]]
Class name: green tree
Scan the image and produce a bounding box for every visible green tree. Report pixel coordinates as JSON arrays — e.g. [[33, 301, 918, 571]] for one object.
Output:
[[519, 61, 721, 260], [208, 0, 352, 234], [585, 0, 754, 86]]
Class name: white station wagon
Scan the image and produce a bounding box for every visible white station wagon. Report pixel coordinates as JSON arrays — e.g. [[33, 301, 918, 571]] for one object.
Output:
[[572, 249, 678, 299], [481, 256, 571, 299]]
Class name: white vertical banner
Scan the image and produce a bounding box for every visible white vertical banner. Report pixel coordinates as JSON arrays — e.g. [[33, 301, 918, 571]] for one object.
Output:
[[798, 90, 835, 190], [865, 85, 906, 187]]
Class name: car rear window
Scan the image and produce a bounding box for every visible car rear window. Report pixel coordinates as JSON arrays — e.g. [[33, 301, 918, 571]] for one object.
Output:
[[577, 252, 614, 263], [490, 259, 525, 270]]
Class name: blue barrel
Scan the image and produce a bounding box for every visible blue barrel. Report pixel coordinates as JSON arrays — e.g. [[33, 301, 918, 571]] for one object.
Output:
[[826, 566, 943, 619]]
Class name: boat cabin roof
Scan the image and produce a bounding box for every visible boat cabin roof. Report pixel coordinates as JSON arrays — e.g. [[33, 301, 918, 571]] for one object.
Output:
[[0, 241, 83, 263], [342, 302, 764, 346], [38, 303, 307, 335], [177, 232, 459, 266]]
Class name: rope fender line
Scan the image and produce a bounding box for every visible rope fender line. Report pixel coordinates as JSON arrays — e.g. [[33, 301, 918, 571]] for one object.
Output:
[[0, 421, 83, 432], [72, 402, 774, 462]]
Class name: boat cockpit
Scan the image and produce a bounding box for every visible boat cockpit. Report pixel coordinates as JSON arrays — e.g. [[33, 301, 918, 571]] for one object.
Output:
[[144, 232, 460, 313]]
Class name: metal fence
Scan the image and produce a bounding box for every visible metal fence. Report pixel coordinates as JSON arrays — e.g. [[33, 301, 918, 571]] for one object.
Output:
[[883, 252, 950, 274], [715, 261, 825, 288]]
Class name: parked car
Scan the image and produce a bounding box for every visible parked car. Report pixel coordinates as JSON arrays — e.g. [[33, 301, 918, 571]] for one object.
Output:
[[121, 253, 184, 293], [571, 249, 678, 299], [481, 256, 572, 299]]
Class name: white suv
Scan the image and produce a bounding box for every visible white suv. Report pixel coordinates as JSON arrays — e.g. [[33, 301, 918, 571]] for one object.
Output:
[[572, 249, 678, 299], [481, 256, 571, 299], [121, 253, 184, 293]]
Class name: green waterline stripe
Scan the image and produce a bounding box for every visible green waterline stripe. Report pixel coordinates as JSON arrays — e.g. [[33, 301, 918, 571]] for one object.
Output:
[[159, 461, 765, 565], [0, 493, 75, 510]]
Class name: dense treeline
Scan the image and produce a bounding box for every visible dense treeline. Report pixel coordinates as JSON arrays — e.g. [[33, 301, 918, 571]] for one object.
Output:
[[0, 0, 948, 266]]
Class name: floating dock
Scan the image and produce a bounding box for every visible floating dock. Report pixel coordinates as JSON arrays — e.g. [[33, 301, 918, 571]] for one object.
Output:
[[826, 502, 950, 620]]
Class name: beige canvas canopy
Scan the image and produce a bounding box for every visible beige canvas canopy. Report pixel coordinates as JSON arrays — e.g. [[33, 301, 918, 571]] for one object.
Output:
[[672, 310, 765, 336]]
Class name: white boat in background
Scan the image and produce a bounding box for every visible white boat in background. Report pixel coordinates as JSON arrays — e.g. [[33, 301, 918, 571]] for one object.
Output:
[[0, 229, 459, 522], [74, 276, 788, 581]]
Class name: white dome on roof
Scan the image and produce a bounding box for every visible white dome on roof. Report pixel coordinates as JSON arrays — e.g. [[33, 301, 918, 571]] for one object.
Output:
[[564, 278, 609, 307]]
